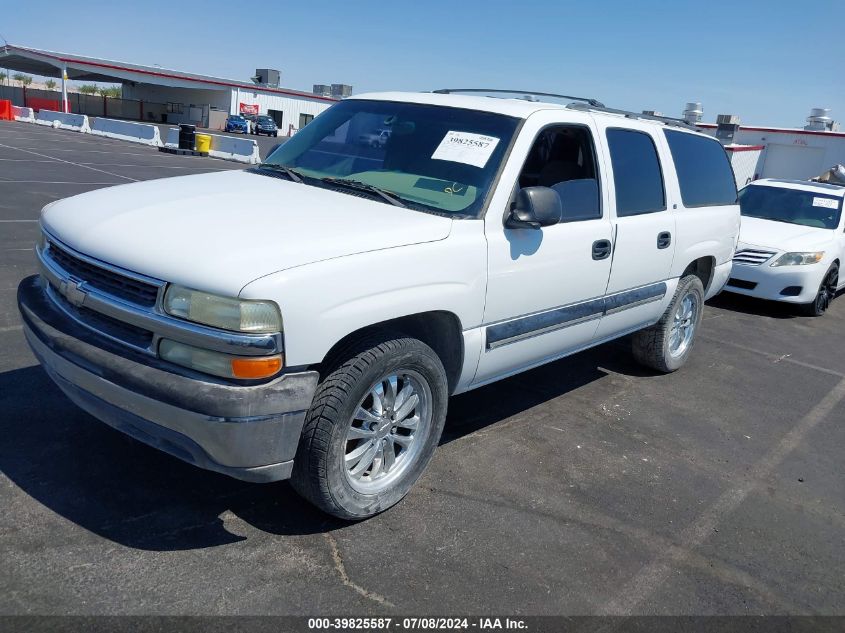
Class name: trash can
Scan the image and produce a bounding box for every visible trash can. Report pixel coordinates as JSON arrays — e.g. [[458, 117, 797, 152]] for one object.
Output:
[[195, 134, 211, 154], [178, 124, 196, 150]]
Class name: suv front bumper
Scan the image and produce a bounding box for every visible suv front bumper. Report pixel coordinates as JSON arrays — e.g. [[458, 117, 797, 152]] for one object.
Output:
[[17, 275, 319, 482]]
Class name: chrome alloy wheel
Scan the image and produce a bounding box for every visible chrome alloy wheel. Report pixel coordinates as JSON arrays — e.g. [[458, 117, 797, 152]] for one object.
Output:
[[343, 370, 432, 493], [668, 291, 699, 358]]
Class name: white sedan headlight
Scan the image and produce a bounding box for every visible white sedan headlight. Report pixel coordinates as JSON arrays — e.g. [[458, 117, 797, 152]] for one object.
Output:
[[163, 285, 282, 333], [770, 252, 825, 267]]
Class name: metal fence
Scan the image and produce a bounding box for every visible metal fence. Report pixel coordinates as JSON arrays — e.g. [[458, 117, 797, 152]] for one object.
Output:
[[0, 85, 168, 123]]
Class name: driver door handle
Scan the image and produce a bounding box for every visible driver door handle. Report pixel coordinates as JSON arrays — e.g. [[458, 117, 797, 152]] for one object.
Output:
[[592, 239, 612, 260]]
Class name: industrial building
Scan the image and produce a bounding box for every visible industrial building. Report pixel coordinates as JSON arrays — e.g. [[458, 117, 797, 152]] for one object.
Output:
[[0, 44, 340, 133], [683, 103, 845, 187]]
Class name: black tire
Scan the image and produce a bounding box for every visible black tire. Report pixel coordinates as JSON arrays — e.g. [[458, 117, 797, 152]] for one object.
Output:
[[801, 263, 838, 317], [291, 336, 448, 520], [632, 274, 705, 373]]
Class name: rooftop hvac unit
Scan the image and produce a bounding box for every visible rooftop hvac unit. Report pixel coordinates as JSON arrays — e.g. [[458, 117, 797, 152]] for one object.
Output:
[[805, 107, 835, 131], [715, 114, 741, 144], [683, 102, 703, 124], [254, 69, 280, 88]]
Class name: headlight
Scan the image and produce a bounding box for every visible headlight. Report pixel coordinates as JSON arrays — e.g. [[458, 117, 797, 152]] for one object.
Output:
[[163, 285, 282, 333], [770, 252, 825, 267]]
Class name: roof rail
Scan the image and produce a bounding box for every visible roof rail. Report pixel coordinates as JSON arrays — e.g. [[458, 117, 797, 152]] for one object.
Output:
[[432, 88, 605, 108], [567, 102, 697, 129]]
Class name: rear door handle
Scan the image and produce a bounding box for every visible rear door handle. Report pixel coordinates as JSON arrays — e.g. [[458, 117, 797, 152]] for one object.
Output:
[[592, 239, 612, 260], [657, 231, 672, 249]]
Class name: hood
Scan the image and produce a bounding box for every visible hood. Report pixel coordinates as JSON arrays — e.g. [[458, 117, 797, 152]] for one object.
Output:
[[41, 170, 453, 296], [738, 216, 833, 252]]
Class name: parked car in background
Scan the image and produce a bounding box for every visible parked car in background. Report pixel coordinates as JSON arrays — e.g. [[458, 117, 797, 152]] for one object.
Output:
[[358, 128, 391, 148], [725, 179, 845, 315], [18, 91, 739, 520], [254, 115, 279, 137], [224, 115, 250, 134]]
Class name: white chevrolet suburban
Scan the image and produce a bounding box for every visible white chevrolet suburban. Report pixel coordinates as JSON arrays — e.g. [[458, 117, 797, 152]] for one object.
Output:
[[18, 90, 740, 519]]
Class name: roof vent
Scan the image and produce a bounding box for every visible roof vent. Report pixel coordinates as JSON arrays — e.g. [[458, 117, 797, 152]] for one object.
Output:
[[642, 110, 663, 117], [805, 107, 836, 131], [683, 102, 703, 125]]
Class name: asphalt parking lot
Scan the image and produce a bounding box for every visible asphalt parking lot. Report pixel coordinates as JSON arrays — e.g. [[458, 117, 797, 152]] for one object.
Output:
[[0, 119, 843, 617]]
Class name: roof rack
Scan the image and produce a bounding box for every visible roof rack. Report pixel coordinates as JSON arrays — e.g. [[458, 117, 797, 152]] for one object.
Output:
[[567, 102, 697, 129], [432, 88, 605, 108]]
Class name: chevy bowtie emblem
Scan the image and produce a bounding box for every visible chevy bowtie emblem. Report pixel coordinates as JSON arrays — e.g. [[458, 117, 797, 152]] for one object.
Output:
[[60, 279, 87, 308]]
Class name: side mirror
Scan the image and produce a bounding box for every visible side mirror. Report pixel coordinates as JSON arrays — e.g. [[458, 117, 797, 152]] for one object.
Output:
[[506, 187, 562, 230]]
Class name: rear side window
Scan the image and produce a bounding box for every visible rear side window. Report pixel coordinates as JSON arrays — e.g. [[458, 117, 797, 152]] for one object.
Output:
[[665, 130, 737, 207], [606, 129, 666, 216]]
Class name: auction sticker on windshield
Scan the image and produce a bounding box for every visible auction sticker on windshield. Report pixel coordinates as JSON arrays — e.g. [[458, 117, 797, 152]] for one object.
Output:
[[813, 197, 840, 209], [431, 131, 500, 168]]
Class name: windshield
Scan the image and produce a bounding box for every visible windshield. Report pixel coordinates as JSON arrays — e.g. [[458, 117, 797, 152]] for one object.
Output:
[[739, 185, 843, 230], [230, 116, 244, 121], [261, 99, 520, 216], [258, 117, 273, 123]]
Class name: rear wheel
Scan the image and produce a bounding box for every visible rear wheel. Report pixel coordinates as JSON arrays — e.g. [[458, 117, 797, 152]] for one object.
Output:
[[291, 336, 448, 520], [801, 263, 838, 317], [632, 274, 705, 373]]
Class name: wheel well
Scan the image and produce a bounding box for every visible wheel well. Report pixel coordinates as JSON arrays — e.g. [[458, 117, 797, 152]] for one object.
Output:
[[681, 256, 716, 292], [315, 311, 464, 394]]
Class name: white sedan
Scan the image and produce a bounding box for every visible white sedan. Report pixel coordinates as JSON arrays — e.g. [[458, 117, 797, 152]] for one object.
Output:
[[726, 179, 845, 316]]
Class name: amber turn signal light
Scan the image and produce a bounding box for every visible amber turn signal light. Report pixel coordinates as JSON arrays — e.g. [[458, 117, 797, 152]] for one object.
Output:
[[231, 355, 284, 379]]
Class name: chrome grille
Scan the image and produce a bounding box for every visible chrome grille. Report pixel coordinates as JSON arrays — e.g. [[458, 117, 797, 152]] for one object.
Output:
[[733, 248, 776, 266], [49, 285, 154, 350], [46, 241, 160, 307]]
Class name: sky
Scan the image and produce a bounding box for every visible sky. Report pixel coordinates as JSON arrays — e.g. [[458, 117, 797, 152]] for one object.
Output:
[[1, 0, 842, 127]]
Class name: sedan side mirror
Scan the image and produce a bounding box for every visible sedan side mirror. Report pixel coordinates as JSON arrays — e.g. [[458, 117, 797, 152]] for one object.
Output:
[[506, 187, 562, 230]]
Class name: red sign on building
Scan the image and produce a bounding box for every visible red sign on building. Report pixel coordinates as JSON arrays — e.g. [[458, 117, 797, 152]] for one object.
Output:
[[239, 103, 259, 115]]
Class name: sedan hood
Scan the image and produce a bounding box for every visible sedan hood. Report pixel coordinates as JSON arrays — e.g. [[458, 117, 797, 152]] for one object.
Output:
[[739, 216, 833, 252], [41, 170, 453, 296]]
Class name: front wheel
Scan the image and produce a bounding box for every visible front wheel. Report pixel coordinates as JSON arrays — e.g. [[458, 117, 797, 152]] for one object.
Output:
[[632, 274, 705, 373], [801, 263, 838, 317], [291, 336, 448, 519]]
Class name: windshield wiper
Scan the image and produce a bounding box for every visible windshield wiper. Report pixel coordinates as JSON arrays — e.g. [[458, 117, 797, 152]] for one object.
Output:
[[320, 177, 407, 208], [256, 163, 304, 183]]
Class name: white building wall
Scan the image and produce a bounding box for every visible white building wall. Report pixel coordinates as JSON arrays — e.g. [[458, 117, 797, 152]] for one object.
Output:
[[230, 88, 333, 133], [700, 125, 845, 181], [726, 148, 763, 188]]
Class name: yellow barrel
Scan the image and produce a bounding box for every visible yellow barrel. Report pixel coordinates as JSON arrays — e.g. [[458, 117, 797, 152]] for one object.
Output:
[[195, 133, 211, 153]]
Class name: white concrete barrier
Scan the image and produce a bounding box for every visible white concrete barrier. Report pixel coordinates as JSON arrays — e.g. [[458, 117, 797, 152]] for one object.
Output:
[[12, 106, 35, 123], [164, 128, 259, 164], [91, 118, 162, 146], [34, 109, 90, 133], [165, 127, 179, 147], [207, 133, 260, 164]]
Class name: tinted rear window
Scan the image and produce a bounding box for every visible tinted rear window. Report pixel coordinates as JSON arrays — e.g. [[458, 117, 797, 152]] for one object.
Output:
[[665, 130, 737, 207], [606, 129, 665, 217]]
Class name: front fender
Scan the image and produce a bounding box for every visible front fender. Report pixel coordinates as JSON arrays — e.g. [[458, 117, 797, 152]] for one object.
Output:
[[239, 221, 487, 367]]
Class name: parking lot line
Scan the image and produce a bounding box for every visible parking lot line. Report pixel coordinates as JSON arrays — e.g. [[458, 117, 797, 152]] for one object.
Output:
[[0, 142, 139, 182], [701, 333, 844, 378], [596, 375, 845, 616]]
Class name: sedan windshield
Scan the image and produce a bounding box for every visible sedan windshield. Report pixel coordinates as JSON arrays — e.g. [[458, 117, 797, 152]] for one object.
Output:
[[261, 99, 519, 216], [739, 185, 843, 230]]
